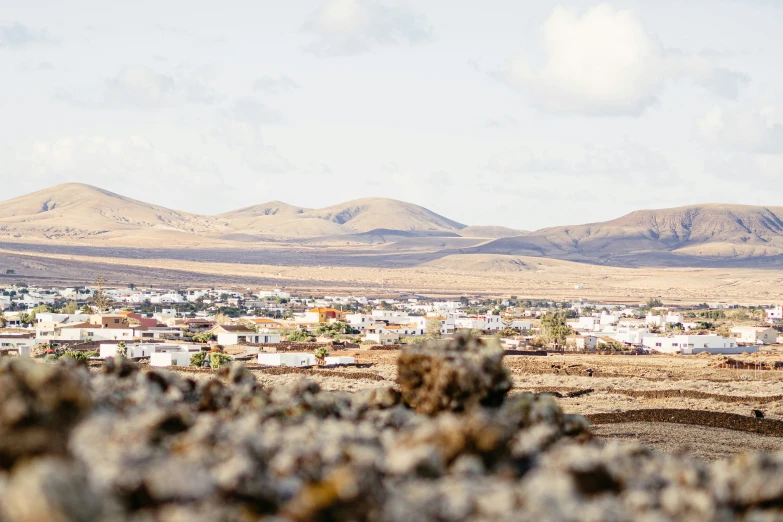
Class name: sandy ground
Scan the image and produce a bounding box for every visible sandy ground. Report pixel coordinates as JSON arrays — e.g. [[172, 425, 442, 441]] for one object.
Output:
[[159, 348, 783, 461], [591, 422, 783, 461], [3, 244, 783, 302]]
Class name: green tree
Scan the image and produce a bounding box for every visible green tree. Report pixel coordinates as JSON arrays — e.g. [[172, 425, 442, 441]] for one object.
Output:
[[314, 346, 330, 365], [91, 274, 112, 312], [539, 311, 573, 346], [284, 329, 315, 342], [210, 352, 233, 369], [62, 301, 78, 314], [0, 309, 6, 328], [116, 341, 127, 357], [645, 298, 663, 309], [190, 351, 208, 367], [425, 317, 442, 339]]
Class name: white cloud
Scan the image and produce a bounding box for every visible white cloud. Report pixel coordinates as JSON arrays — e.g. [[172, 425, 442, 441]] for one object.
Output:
[[694, 68, 750, 100], [105, 66, 176, 108], [56, 65, 222, 108], [253, 76, 301, 94], [303, 0, 432, 56], [500, 4, 748, 116], [3, 136, 231, 210], [225, 98, 282, 125], [488, 141, 672, 180], [243, 146, 294, 174], [212, 102, 294, 174], [0, 23, 48, 48], [697, 97, 783, 153]]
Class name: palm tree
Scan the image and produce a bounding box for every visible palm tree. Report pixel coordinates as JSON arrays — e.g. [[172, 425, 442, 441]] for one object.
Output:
[[314, 346, 329, 366]]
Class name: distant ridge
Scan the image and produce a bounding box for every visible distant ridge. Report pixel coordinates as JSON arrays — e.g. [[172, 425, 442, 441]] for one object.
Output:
[[475, 203, 783, 264], [3, 185, 783, 267], [0, 184, 466, 240]]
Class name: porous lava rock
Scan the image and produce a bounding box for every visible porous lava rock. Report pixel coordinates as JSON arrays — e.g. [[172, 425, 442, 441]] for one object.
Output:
[[396, 334, 512, 414]]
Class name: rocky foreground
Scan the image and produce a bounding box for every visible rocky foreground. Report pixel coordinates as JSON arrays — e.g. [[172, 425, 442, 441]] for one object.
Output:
[[1, 336, 783, 521]]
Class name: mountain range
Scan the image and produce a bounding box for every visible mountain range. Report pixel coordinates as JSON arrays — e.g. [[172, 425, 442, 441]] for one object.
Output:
[[2, 183, 783, 267]]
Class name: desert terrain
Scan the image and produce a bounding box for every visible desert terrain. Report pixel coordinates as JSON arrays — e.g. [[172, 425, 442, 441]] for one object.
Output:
[[3, 243, 783, 303], [3, 184, 783, 302], [152, 347, 783, 462]]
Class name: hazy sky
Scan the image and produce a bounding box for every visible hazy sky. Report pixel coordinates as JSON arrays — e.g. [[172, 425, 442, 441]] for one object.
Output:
[[2, 0, 782, 230]]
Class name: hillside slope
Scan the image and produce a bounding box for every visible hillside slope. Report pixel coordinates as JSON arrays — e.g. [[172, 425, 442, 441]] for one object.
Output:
[[219, 197, 466, 236], [0, 183, 216, 240], [476, 204, 783, 265], [302, 198, 466, 234]]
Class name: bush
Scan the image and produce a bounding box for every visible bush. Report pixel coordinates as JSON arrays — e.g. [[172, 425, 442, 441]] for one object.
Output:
[[190, 351, 208, 367], [84, 350, 99, 358], [284, 329, 315, 342], [43, 353, 59, 363], [61, 351, 90, 364], [210, 352, 233, 369], [314, 346, 330, 359]]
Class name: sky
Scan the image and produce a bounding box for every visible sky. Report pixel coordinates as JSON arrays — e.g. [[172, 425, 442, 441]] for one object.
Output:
[[1, 0, 782, 230]]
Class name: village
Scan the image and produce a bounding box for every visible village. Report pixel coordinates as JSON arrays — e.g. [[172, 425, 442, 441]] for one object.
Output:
[[1, 279, 780, 368]]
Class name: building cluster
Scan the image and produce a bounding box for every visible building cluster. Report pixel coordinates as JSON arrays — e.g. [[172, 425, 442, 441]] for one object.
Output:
[[564, 306, 779, 354], [1, 282, 781, 358]]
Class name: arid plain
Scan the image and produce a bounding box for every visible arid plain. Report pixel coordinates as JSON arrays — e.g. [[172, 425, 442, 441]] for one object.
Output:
[[3, 184, 783, 303]]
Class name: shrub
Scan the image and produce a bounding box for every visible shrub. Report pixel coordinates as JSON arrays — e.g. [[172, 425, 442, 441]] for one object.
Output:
[[84, 350, 99, 358], [284, 329, 315, 342], [210, 352, 233, 369], [190, 351, 208, 367], [314, 346, 330, 359], [61, 351, 90, 364], [116, 342, 127, 357], [43, 354, 59, 364]]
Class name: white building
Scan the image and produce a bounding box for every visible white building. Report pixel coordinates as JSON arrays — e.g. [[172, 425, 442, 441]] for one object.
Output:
[[454, 315, 504, 332], [646, 313, 685, 327], [510, 320, 533, 331], [0, 332, 36, 354], [150, 351, 194, 367], [766, 306, 783, 325], [731, 327, 778, 345], [258, 352, 315, 367], [642, 335, 750, 354], [569, 316, 601, 332], [212, 325, 279, 345], [325, 356, 355, 365], [364, 331, 399, 345], [566, 334, 598, 351]]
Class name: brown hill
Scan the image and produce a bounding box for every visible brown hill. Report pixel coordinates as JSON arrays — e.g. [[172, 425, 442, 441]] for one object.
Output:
[[301, 198, 465, 233], [476, 204, 783, 265], [0, 185, 467, 242], [0, 183, 216, 241], [219, 197, 466, 236]]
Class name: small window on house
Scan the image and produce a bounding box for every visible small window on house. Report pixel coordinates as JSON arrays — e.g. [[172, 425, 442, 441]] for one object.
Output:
[[114, 319, 120, 324]]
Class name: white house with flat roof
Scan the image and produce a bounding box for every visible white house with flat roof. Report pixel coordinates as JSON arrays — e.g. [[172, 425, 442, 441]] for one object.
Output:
[[642, 334, 753, 354], [731, 327, 778, 345]]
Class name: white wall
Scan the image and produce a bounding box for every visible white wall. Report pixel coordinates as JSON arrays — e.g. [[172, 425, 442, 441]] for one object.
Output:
[[258, 353, 315, 367], [150, 351, 193, 367]]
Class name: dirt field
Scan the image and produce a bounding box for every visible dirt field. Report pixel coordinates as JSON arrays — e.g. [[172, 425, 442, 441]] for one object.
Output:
[[3, 243, 783, 303], [161, 349, 783, 461]]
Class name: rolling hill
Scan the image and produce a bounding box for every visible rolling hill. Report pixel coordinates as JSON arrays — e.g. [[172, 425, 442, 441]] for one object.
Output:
[[2, 185, 783, 267], [0, 184, 467, 241], [216, 197, 466, 237], [475, 204, 783, 266], [0, 183, 216, 240]]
